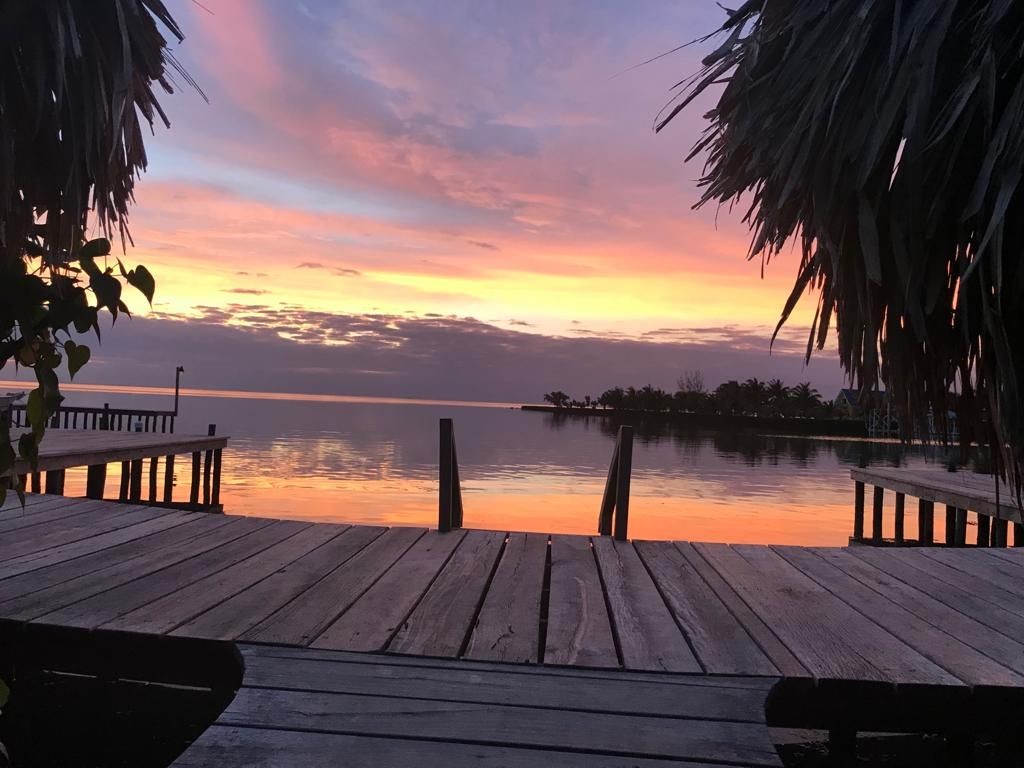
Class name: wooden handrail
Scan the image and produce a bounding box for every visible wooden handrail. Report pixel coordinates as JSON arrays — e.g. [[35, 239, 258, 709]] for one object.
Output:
[[438, 418, 464, 532], [598, 425, 634, 541]]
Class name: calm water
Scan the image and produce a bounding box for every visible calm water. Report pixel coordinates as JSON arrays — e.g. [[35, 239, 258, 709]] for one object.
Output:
[[30, 386, 966, 545]]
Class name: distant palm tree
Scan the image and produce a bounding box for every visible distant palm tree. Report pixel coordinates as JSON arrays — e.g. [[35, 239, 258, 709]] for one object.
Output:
[[766, 379, 791, 416], [742, 378, 767, 416], [790, 383, 822, 417], [543, 391, 570, 409]]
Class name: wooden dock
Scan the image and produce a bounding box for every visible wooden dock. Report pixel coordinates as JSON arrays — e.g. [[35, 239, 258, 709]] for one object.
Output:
[[13, 429, 227, 509], [851, 466, 1021, 547], [5, 494, 1024, 763]]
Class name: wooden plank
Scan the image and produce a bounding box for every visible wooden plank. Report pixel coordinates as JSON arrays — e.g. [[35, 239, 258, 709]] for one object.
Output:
[[849, 547, 1024, 644], [0, 493, 62, 513], [388, 529, 505, 657], [0, 505, 164, 561], [172, 525, 384, 640], [673, 543, 807, 677], [592, 537, 700, 672], [465, 532, 548, 663], [175, 726, 718, 768], [0, 516, 256, 619], [544, 536, 618, 668], [312, 530, 465, 652], [696, 544, 955, 684], [104, 523, 344, 635], [913, 548, 1024, 614], [34, 519, 298, 628], [636, 541, 777, 675], [776, 546, 1023, 686], [11, 430, 228, 474], [240, 649, 773, 722], [243, 527, 425, 646], [216, 687, 782, 766], [248, 644, 778, 690], [0, 508, 199, 582], [0, 498, 114, 534]]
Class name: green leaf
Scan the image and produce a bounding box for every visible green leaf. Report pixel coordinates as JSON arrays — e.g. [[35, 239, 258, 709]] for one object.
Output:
[[91, 272, 122, 312], [26, 388, 46, 438], [18, 433, 39, 466], [127, 264, 156, 305], [66, 340, 90, 379], [81, 238, 111, 259]]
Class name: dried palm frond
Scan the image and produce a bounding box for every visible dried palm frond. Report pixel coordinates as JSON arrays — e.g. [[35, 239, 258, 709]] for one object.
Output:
[[659, 0, 1024, 496], [0, 0, 201, 261]]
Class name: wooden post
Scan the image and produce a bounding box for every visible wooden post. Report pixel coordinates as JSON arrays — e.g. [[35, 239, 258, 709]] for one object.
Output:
[[613, 425, 633, 542], [992, 517, 1008, 547], [44, 469, 65, 495], [119, 461, 130, 501], [203, 424, 215, 506], [439, 418, 454, 533], [945, 504, 957, 546], [1014, 523, 1024, 547], [954, 507, 967, 547], [918, 499, 934, 545], [450, 441, 462, 529], [597, 441, 620, 537], [212, 449, 222, 508], [189, 451, 201, 505], [893, 492, 905, 545], [30, 472, 41, 494], [871, 486, 884, 544], [129, 459, 143, 502], [852, 481, 865, 541], [976, 513, 991, 547], [148, 457, 159, 502], [85, 464, 107, 499], [163, 455, 175, 503]]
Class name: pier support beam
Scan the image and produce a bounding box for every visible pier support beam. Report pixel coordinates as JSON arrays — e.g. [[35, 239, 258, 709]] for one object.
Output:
[[852, 481, 865, 541], [893, 493, 905, 544], [871, 486, 884, 544], [85, 465, 107, 500]]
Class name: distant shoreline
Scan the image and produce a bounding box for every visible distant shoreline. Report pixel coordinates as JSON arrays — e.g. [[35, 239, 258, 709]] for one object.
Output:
[[520, 404, 868, 437]]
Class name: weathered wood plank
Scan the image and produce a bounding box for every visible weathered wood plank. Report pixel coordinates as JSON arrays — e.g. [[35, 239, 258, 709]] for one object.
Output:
[[850, 467, 1020, 523], [0, 509, 200, 582], [175, 726, 719, 768], [673, 542, 808, 677], [850, 547, 1024, 640], [34, 519, 297, 628], [697, 544, 956, 684], [465, 532, 548, 663], [920, 547, 1024, 598], [592, 537, 700, 673], [388, 529, 505, 657], [0, 498, 115, 534], [0, 505, 166, 561], [217, 688, 782, 766], [544, 536, 618, 668], [312, 530, 465, 652], [239, 647, 772, 722], [242, 526, 425, 646], [778, 546, 1023, 686], [0, 516, 260, 619], [172, 525, 384, 640], [636, 541, 778, 675], [104, 523, 344, 635]]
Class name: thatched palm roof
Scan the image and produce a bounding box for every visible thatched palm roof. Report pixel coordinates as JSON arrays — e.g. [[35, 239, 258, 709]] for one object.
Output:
[[0, 0, 198, 261], [660, 0, 1024, 491]]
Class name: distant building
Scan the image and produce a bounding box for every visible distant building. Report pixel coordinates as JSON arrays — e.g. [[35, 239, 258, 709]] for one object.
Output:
[[834, 388, 887, 419]]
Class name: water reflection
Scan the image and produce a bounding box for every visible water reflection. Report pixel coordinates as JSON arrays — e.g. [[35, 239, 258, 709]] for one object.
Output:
[[50, 389, 969, 545]]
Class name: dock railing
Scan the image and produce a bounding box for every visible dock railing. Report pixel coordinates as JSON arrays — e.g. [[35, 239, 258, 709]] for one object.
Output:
[[598, 425, 634, 541], [438, 418, 464, 532]]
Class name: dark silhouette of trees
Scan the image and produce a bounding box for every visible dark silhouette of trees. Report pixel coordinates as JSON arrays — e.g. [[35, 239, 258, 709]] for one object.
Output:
[[542, 374, 837, 419]]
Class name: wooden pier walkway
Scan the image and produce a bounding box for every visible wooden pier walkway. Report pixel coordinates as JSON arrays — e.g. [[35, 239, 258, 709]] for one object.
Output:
[[13, 429, 227, 509], [851, 465, 1020, 546], [5, 494, 1024, 763]]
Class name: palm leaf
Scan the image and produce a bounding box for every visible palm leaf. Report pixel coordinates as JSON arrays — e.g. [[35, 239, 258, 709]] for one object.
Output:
[[660, 0, 1024, 499]]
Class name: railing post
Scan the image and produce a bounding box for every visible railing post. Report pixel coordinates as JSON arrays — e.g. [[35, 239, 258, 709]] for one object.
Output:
[[976, 512, 990, 547], [598, 441, 619, 537], [918, 498, 934, 544], [894, 492, 905, 544], [871, 486, 884, 544], [85, 464, 107, 499], [852, 481, 865, 541], [163, 454, 175, 503], [203, 424, 215, 506], [612, 425, 633, 541], [439, 418, 454, 532]]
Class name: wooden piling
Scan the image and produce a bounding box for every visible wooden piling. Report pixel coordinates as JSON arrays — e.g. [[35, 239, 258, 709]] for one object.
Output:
[[85, 464, 107, 500], [893, 493, 905, 545], [871, 486, 884, 544], [852, 481, 865, 541]]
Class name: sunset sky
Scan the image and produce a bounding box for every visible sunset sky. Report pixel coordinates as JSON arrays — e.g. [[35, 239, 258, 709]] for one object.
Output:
[[65, 0, 847, 401]]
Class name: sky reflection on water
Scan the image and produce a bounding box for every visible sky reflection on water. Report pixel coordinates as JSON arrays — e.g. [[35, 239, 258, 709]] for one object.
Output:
[[40, 387, 963, 545]]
